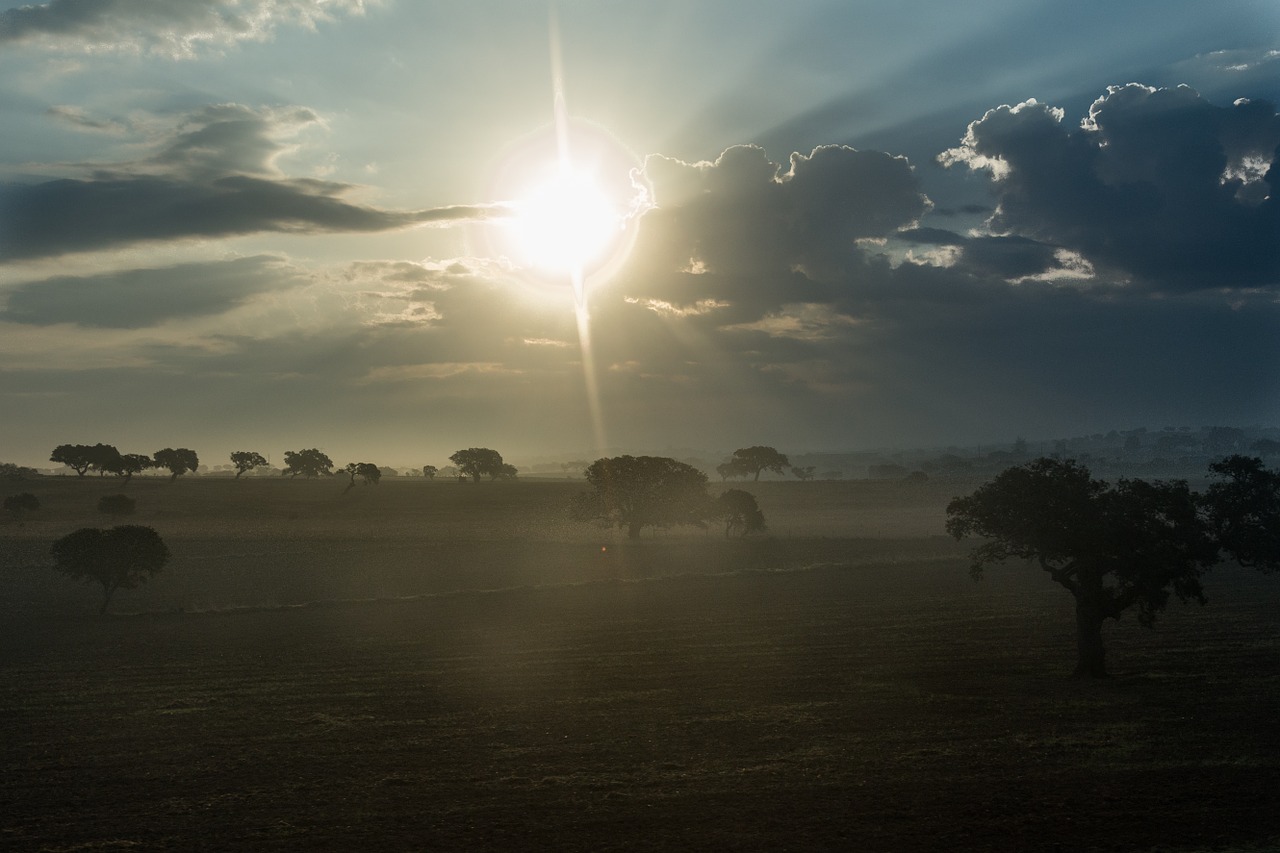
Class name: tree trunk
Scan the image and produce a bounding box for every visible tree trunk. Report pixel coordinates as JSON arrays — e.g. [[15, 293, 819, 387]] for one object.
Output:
[[627, 521, 642, 539], [99, 581, 117, 616], [753, 470, 760, 482], [235, 469, 244, 479], [1073, 596, 1108, 678]]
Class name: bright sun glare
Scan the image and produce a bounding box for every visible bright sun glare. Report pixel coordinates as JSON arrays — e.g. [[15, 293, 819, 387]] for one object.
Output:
[[508, 168, 622, 276]]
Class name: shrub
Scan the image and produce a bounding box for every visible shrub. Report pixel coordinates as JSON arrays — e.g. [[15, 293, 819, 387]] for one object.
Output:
[[4, 492, 40, 516], [98, 494, 136, 516]]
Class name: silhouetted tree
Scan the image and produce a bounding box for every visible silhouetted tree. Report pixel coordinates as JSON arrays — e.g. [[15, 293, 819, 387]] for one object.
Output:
[[50, 443, 101, 477], [342, 462, 381, 492], [571, 455, 711, 539], [791, 465, 816, 481], [450, 448, 506, 482], [727, 445, 783, 479], [947, 458, 1219, 678], [87, 444, 123, 477], [421, 465, 438, 480], [1203, 455, 1280, 573], [495, 463, 519, 480], [716, 489, 766, 538], [716, 460, 750, 481], [98, 493, 136, 516], [282, 448, 334, 478], [153, 448, 199, 481], [729, 446, 790, 481], [104, 453, 154, 484], [4, 492, 39, 517], [51, 525, 170, 615], [230, 451, 268, 479]]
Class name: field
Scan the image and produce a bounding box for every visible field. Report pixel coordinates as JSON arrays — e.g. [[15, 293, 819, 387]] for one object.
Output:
[[2, 477, 1279, 851]]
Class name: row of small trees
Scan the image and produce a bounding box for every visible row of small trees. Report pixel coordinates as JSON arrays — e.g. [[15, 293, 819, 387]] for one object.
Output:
[[47, 445, 526, 484], [51, 444, 199, 482]]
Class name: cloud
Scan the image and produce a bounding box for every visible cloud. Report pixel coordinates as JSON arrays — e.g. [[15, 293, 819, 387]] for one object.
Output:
[[0, 0, 376, 57], [1, 255, 302, 327], [941, 84, 1280, 291], [634, 144, 928, 283], [0, 103, 502, 260]]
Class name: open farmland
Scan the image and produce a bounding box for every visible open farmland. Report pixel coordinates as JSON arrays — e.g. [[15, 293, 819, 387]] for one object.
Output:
[[2, 477, 1279, 851]]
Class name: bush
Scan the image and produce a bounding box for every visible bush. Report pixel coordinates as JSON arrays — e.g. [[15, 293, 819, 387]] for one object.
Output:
[[4, 492, 40, 515], [98, 494, 136, 516]]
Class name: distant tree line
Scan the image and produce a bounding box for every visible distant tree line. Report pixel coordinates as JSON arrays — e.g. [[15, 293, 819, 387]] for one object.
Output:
[[50, 444, 199, 482]]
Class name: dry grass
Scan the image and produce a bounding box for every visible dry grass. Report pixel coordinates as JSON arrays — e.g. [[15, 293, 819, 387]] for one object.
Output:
[[2, 477, 1278, 851]]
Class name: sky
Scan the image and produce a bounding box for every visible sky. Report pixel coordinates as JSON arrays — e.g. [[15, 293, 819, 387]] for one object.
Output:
[[1, 0, 1278, 470]]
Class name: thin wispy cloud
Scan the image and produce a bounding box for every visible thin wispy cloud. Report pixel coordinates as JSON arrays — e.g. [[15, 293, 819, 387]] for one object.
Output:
[[0, 0, 377, 57]]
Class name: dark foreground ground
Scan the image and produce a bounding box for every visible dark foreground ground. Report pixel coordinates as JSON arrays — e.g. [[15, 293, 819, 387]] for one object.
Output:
[[2, 478, 1279, 851], [3, 561, 1279, 852]]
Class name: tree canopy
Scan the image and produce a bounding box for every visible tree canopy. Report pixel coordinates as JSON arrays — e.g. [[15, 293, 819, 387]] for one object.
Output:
[[103, 452, 155, 483], [946, 456, 1280, 678], [51, 525, 170, 614], [282, 448, 334, 478], [421, 465, 438, 479], [729, 446, 790, 481], [153, 448, 199, 481], [230, 451, 268, 478], [716, 489, 766, 538], [572, 455, 712, 539], [342, 462, 381, 490], [50, 443, 120, 477], [1203, 455, 1280, 573], [450, 448, 507, 482]]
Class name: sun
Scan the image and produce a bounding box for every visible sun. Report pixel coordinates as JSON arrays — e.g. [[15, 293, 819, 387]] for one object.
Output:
[[481, 118, 649, 289], [507, 167, 623, 277]]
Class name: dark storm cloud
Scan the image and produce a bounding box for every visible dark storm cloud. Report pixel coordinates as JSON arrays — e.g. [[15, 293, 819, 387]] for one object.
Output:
[[0, 103, 502, 260], [623, 144, 928, 318], [899, 228, 1062, 279], [0, 0, 373, 56], [639, 144, 927, 278], [942, 84, 1280, 291], [1, 255, 301, 327]]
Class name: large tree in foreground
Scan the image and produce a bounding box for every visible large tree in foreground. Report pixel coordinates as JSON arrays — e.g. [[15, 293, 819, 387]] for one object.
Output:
[[946, 456, 1279, 678], [572, 455, 712, 539], [1203, 455, 1280, 573], [449, 448, 506, 482], [51, 525, 170, 615], [947, 455, 1280, 676], [729, 446, 790, 482]]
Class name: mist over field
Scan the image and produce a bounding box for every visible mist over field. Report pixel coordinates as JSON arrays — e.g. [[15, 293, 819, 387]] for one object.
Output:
[[3, 453, 1280, 850], [4, 0, 1280, 848]]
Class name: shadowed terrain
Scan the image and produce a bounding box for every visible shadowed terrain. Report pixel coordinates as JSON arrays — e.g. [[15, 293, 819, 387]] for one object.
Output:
[[2, 478, 1278, 851]]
